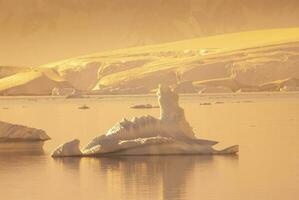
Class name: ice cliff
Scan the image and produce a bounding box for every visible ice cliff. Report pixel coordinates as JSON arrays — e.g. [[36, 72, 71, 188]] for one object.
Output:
[[52, 85, 238, 157]]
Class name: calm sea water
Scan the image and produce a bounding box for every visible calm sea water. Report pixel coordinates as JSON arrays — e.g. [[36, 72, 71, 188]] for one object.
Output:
[[0, 93, 298, 200]]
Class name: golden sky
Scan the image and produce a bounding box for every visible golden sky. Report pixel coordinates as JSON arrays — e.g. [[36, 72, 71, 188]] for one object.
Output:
[[0, 0, 299, 66]]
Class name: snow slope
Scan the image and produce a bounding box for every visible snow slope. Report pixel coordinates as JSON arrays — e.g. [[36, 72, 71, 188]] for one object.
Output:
[[0, 69, 73, 95], [1, 28, 299, 95], [41, 28, 299, 94]]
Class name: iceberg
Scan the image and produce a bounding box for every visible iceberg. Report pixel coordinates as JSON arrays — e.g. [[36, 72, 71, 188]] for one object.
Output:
[[0, 121, 51, 152], [52, 85, 238, 157], [51, 139, 82, 157]]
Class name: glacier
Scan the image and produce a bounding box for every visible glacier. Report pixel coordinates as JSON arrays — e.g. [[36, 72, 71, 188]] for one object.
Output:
[[52, 84, 238, 157]]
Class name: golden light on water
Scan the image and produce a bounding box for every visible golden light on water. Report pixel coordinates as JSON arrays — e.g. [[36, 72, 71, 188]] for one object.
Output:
[[0, 1, 299, 199]]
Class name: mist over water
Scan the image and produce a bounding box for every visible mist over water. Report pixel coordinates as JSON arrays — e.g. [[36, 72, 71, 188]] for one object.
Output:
[[0, 93, 298, 200]]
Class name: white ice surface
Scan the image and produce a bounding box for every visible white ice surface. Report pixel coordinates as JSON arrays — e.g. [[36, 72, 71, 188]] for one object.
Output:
[[52, 85, 238, 157], [52, 139, 82, 157], [0, 121, 50, 141]]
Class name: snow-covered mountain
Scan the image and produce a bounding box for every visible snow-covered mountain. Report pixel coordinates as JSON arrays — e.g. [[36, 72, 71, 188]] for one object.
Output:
[[1, 28, 299, 95]]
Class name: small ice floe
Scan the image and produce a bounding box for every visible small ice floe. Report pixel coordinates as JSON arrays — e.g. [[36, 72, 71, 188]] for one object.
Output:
[[52, 84, 238, 157], [232, 101, 241, 104], [199, 49, 208, 55], [200, 102, 212, 106], [242, 100, 254, 103], [130, 104, 159, 109], [51, 139, 82, 157], [78, 104, 90, 109], [0, 121, 50, 152]]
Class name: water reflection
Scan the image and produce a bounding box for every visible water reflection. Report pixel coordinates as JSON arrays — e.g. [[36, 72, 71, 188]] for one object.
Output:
[[54, 155, 238, 200], [53, 157, 82, 170], [98, 155, 208, 200], [0, 150, 47, 177], [0, 149, 45, 157]]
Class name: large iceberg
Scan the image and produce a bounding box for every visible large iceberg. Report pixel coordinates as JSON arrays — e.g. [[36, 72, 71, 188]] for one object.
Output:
[[0, 121, 51, 152], [52, 85, 238, 157]]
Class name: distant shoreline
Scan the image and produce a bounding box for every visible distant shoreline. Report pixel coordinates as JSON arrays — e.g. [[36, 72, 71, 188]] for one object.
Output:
[[1, 91, 299, 101]]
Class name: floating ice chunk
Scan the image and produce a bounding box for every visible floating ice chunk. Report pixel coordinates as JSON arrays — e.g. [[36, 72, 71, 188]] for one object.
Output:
[[52, 139, 82, 157], [0, 121, 50, 142], [52, 84, 238, 157], [0, 121, 50, 152]]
